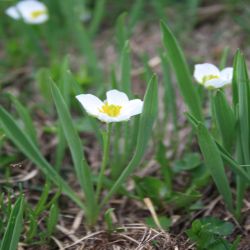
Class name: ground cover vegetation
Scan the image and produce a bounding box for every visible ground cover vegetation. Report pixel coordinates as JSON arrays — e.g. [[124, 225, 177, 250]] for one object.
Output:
[[1, 0, 250, 249]]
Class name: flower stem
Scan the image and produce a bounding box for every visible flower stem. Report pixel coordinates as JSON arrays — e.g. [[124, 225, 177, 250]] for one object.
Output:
[[96, 123, 112, 200]]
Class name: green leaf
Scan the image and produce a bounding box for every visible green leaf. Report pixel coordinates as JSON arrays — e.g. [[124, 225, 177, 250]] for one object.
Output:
[[115, 12, 128, 51], [0, 106, 84, 210], [128, 0, 144, 34], [11, 96, 38, 146], [145, 216, 171, 231], [196, 123, 234, 213], [212, 90, 236, 152], [173, 153, 201, 173], [219, 47, 229, 69], [200, 217, 234, 236], [160, 52, 178, 129], [120, 40, 131, 97], [101, 74, 158, 206], [89, 0, 106, 37], [234, 51, 250, 164], [161, 21, 203, 121], [134, 176, 169, 204], [50, 79, 98, 224], [46, 204, 59, 236], [0, 194, 24, 250], [104, 208, 115, 232]]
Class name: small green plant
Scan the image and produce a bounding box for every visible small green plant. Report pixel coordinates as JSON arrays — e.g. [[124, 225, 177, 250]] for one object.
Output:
[[186, 217, 241, 250]]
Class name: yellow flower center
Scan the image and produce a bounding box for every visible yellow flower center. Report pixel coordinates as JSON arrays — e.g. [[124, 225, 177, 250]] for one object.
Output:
[[202, 75, 219, 84], [30, 10, 47, 19], [99, 103, 122, 117]]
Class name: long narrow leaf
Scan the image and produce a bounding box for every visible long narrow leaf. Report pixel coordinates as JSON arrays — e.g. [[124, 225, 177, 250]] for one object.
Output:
[[161, 21, 203, 121], [0, 195, 24, 250], [235, 51, 250, 164], [50, 80, 98, 224], [120, 40, 131, 97], [0, 107, 84, 209], [11, 96, 38, 146], [212, 90, 236, 152], [196, 123, 234, 213]]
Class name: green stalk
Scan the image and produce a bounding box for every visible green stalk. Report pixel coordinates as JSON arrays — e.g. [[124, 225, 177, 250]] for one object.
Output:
[[96, 123, 112, 200]]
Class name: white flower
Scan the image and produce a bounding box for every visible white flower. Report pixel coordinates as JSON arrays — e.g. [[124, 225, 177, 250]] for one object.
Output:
[[76, 90, 143, 123], [5, 0, 48, 24], [194, 63, 233, 89]]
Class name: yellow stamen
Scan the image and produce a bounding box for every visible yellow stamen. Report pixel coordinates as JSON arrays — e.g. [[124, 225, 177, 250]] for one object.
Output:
[[30, 10, 47, 19], [99, 103, 122, 117], [202, 75, 219, 84]]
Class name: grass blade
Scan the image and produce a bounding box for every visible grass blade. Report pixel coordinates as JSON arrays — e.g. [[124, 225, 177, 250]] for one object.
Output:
[[120, 40, 131, 97], [235, 51, 250, 164], [89, 0, 106, 37], [0, 194, 24, 250], [212, 90, 236, 152], [0, 106, 84, 209], [50, 79, 98, 224], [196, 123, 234, 213], [115, 12, 128, 51], [11, 96, 38, 146], [161, 21, 203, 121]]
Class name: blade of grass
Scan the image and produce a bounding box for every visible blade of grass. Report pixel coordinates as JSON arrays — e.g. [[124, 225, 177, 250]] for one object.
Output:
[[120, 40, 131, 96], [89, 0, 106, 37], [219, 46, 229, 69], [212, 90, 236, 152], [0, 106, 84, 210], [235, 51, 250, 164], [196, 123, 234, 213], [50, 79, 98, 224], [0, 194, 24, 250], [101, 74, 158, 207], [160, 51, 178, 132], [161, 21, 203, 121], [115, 12, 128, 52], [11, 95, 38, 146], [128, 0, 144, 34]]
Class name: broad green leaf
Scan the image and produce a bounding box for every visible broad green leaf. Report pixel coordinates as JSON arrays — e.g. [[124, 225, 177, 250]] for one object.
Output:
[[196, 123, 234, 213], [212, 90, 236, 152], [0, 106, 84, 210], [50, 79, 98, 224], [101, 75, 158, 206], [161, 21, 203, 121], [0, 195, 24, 250]]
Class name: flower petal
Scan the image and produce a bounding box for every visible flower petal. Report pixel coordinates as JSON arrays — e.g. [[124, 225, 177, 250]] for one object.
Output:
[[122, 99, 143, 117], [204, 78, 229, 89], [220, 67, 233, 84], [16, 0, 48, 24], [194, 63, 220, 83], [5, 6, 20, 19], [106, 89, 129, 105], [76, 94, 103, 117], [96, 113, 130, 123]]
